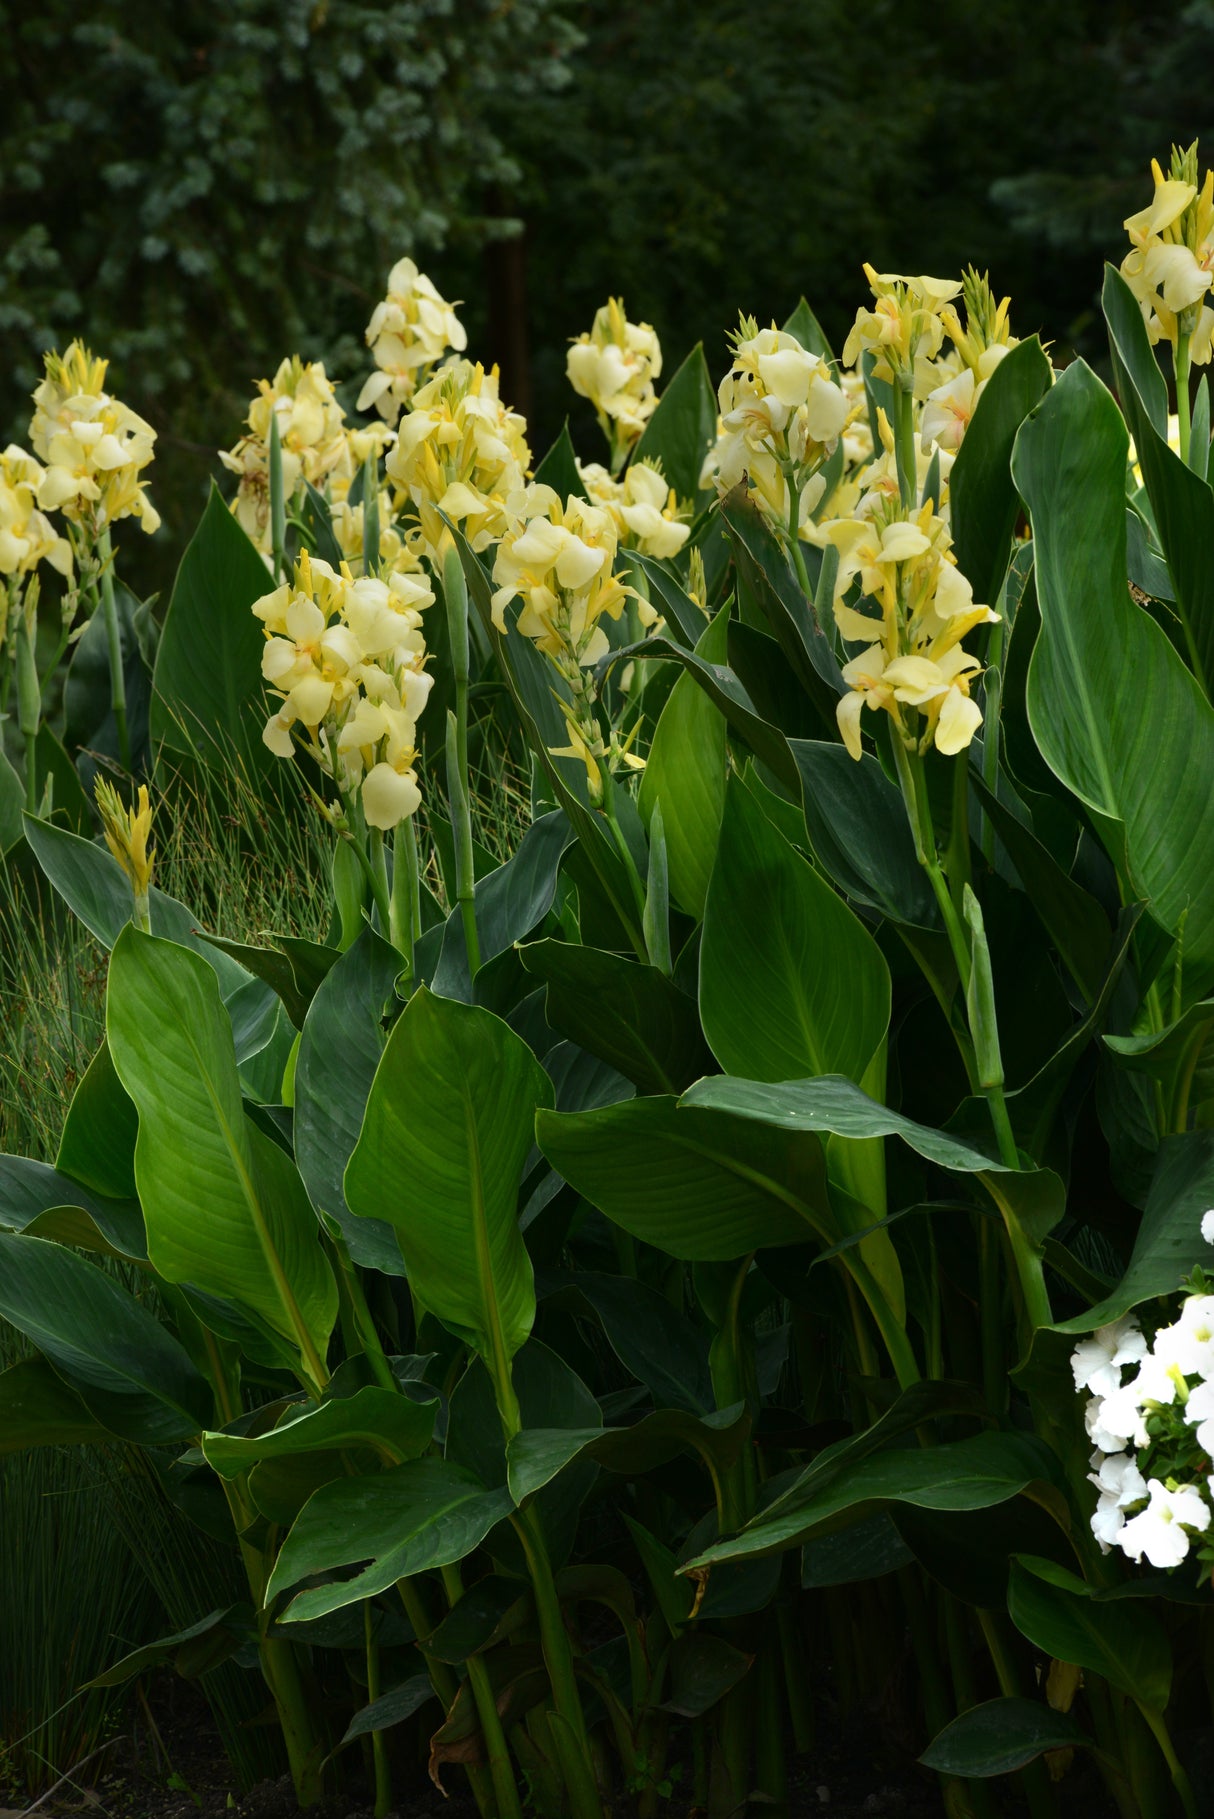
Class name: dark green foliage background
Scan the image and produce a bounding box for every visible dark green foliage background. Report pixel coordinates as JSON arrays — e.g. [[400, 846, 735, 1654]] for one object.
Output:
[[3, 0, 1213, 589]]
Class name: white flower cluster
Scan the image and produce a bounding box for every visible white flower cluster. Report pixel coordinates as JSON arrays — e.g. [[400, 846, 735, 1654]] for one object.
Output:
[[1075, 1213, 1214, 1570]]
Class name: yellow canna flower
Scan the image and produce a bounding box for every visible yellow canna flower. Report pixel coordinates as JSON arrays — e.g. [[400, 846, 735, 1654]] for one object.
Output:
[[385, 359, 530, 566], [828, 496, 995, 762], [357, 258, 467, 425], [0, 446, 73, 579], [253, 548, 433, 829], [30, 342, 159, 536], [220, 357, 349, 552], [567, 298, 662, 471], [1121, 146, 1214, 360], [576, 457, 690, 560], [841, 266, 962, 398]]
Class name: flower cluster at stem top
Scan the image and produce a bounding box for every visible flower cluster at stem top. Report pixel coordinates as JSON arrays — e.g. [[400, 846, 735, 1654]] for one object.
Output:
[[254, 549, 434, 830]]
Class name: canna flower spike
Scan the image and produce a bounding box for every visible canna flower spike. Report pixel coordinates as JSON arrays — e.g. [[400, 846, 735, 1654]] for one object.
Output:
[[30, 343, 159, 536], [1121, 143, 1214, 364], [357, 257, 467, 425], [567, 298, 662, 472], [95, 777, 154, 932]]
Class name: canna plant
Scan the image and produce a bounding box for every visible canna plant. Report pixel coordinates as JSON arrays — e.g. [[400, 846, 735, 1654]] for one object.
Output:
[[8, 143, 1214, 1819]]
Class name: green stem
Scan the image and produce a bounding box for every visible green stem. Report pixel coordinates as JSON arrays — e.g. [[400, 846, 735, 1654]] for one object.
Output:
[[16, 614, 39, 815], [443, 550, 481, 975], [978, 1214, 1005, 1416], [336, 1247, 396, 1393], [976, 1611, 1056, 1819], [394, 1581, 498, 1819], [363, 1601, 392, 1819], [269, 413, 287, 585], [893, 379, 919, 510], [445, 709, 481, 974], [362, 452, 380, 578], [979, 615, 1006, 867], [389, 816, 420, 979], [365, 828, 393, 937], [440, 1563, 523, 1819], [785, 474, 813, 595], [1175, 329, 1193, 467], [1139, 1702, 1198, 1819], [513, 1507, 603, 1819], [98, 530, 131, 772]]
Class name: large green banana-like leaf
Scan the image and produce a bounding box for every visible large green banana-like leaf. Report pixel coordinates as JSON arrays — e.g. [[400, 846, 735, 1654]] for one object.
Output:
[[345, 989, 551, 1373], [638, 606, 729, 917], [1014, 359, 1214, 997], [106, 928, 337, 1388], [0, 1231, 211, 1442], [701, 773, 890, 1086]]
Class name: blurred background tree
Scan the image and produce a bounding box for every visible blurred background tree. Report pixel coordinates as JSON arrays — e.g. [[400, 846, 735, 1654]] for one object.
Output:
[[3, 0, 1214, 593]]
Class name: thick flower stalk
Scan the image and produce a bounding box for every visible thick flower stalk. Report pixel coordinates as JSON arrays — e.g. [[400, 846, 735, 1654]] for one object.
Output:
[[357, 257, 467, 425], [221, 357, 349, 552], [491, 484, 644, 802], [30, 342, 159, 536], [702, 319, 848, 573], [828, 499, 997, 762], [255, 549, 434, 831], [567, 298, 662, 472], [576, 458, 690, 560], [385, 359, 530, 566]]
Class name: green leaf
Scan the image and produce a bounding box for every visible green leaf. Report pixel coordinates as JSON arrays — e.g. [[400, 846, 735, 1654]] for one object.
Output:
[[55, 1038, 139, 1204], [506, 1404, 749, 1504], [1008, 1555, 1171, 1713], [340, 1676, 436, 1746], [520, 939, 713, 1094], [632, 344, 718, 501], [0, 1151, 145, 1260], [87, 1607, 252, 1688], [106, 929, 337, 1385], [195, 932, 334, 1030], [294, 929, 405, 1275], [268, 1457, 514, 1622], [606, 629, 799, 790], [638, 606, 729, 917], [150, 483, 283, 777], [532, 422, 584, 499], [700, 774, 890, 1086], [1053, 1131, 1214, 1332], [791, 740, 940, 928], [539, 1268, 712, 1414], [920, 1698, 1091, 1779], [720, 489, 843, 727], [801, 1511, 913, 1587], [662, 1633, 754, 1718], [202, 1385, 436, 1478], [0, 746, 24, 851], [971, 776, 1112, 1002], [782, 297, 834, 362], [34, 724, 92, 835], [345, 988, 550, 1367], [433, 809, 573, 998], [0, 1356, 110, 1453], [949, 338, 1052, 607], [536, 1095, 828, 1258], [1104, 265, 1214, 692], [1013, 359, 1214, 994], [426, 1578, 529, 1663], [0, 1231, 211, 1442], [689, 1431, 1061, 1567], [681, 1071, 1032, 1177], [629, 550, 713, 647], [21, 814, 251, 1000]]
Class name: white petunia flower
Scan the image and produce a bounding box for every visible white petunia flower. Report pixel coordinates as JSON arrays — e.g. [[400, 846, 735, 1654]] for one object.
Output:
[[1070, 1317, 1149, 1399], [1117, 1479, 1210, 1569]]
